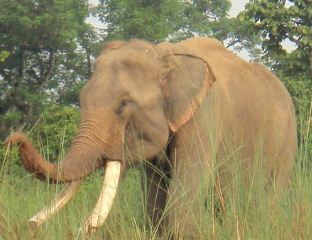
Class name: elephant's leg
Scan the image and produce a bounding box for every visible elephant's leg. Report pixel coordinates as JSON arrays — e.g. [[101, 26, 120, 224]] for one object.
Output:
[[165, 144, 215, 240], [143, 157, 171, 233], [166, 123, 219, 239]]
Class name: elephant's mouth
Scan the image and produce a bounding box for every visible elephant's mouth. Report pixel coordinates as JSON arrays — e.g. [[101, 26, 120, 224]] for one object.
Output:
[[28, 159, 122, 234]]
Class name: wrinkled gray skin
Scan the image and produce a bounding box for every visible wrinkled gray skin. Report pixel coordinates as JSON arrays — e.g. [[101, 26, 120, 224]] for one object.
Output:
[[5, 37, 297, 238]]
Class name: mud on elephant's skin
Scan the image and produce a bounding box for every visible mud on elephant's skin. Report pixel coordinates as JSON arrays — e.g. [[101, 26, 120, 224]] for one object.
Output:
[[5, 37, 297, 237]]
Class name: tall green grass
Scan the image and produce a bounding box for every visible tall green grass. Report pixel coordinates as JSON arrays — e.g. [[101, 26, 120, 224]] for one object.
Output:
[[0, 109, 311, 240]]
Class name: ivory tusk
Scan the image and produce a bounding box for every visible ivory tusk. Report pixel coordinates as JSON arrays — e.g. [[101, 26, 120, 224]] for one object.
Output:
[[83, 161, 121, 234], [28, 180, 82, 229]]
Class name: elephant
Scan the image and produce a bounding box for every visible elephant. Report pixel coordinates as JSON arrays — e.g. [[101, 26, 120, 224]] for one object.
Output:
[[4, 37, 297, 238]]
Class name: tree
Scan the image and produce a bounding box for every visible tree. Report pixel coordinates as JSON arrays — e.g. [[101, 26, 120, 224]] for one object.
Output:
[[48, 24, 104, 106], [174, 0, 231, 40], [94, 0, 183, 42], [94, 0, 237, 41], [240, 0, 312, 114], [0, 0, 92, 137], [30, 105, 80, 161], [93, 0, 260, 59]]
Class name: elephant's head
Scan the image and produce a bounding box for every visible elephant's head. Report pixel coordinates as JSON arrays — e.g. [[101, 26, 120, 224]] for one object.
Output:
[[5, 39, 216, 232]]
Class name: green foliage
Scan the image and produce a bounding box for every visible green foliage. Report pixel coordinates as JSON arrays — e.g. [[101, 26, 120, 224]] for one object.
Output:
[[93, 0, 260, 59], [95, 0, 182, 42], [0, 105, 80, 174], [94, 0, 236, 42], [179, 0, 231, 38], [241, 0, 312, 72], [0, 0, 88, 49], [0, 0, 97, 138], [239, 0, 312, 79], [282, 75, 312, 115], [30, 105, 80, 162], [0, 51, 9, 62]]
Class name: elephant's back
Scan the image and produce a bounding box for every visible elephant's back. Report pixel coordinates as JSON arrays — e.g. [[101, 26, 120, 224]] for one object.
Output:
[[179, 37, 297, 189], [251, 62, 297, 154], [183, 36, 297, 152], [180, 37, 296, 128]]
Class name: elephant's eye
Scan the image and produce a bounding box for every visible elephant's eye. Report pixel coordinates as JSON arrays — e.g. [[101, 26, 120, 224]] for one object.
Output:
[[117, 99, 130, 115], [120, 99, 127, 108]]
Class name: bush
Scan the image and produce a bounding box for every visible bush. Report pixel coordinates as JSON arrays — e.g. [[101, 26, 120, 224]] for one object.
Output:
[[29, 105, 80, 162], [0, 105, 80, 176], [281, 75, 312, 166]]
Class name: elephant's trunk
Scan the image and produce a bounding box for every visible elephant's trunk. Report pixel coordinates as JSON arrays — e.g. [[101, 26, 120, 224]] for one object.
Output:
[[6, 109, 124, 182], [56, 121, 106, 181], [5, 114, 121, 182]]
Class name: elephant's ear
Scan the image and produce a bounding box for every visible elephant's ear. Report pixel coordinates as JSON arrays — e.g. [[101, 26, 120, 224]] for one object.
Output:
[[159, 49, 216, 132]]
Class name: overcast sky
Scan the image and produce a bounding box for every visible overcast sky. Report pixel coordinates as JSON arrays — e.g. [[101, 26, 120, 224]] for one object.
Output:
[[229, 0, 248, 16]]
